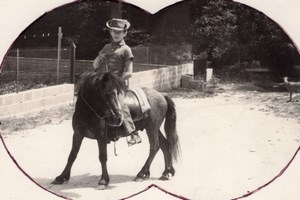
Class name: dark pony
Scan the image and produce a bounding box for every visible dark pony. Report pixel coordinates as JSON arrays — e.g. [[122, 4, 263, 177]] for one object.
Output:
[[52, 71, 181, 189]]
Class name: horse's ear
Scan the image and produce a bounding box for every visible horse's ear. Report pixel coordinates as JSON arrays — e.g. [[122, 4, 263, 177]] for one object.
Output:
[[91, 74, 102, 91], [99, 73, 108, 86]]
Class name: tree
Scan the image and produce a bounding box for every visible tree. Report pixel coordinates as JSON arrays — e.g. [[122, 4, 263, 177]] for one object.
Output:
[[14, 1, 112, 59], [234, 2, 298, 78], [188, 0, 297, 79], [189, 0, 238, 68]]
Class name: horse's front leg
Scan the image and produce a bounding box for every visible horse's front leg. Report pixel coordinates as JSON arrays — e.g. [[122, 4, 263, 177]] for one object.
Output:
[[52, 132, 83, 184], [96, 138, 109, 190]]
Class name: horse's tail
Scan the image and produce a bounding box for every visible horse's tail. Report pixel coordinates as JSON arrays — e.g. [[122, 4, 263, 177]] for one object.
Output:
[[164, 95, 181, 163]]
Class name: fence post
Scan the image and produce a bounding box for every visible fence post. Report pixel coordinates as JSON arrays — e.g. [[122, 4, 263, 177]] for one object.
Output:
[[165, 46, 168, 65], [57, 27, 62, 84], [70, 42, 76, 84], [146, 46, 149, 69], [16, 48, 19, 93]]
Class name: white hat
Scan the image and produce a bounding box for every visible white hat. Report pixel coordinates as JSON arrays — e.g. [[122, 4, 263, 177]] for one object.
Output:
[[106, 18, 131, 31]]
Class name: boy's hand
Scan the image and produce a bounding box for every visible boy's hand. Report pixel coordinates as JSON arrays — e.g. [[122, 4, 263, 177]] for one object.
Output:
[[93, 53, 106, 69], [98, 53, 106, 59], [93, 57, 100, 69]]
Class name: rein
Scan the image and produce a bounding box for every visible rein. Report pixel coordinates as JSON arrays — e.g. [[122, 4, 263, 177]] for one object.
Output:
[[79, 72, 122, 157], [80, 94, 112, 120], [80, 93, 119, 156]]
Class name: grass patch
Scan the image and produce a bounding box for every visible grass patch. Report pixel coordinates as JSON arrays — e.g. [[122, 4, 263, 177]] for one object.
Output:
[[0, 105, 74, 136], [166, 87, 225, 99]]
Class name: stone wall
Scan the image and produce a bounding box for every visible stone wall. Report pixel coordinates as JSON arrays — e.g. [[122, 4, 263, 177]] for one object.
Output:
[[0, 84, 74, 118], [130, 63, 193, 90]]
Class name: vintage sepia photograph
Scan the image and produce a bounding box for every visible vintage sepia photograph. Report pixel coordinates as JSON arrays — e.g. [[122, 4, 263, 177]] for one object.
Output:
[[1, 0, 300, 199]]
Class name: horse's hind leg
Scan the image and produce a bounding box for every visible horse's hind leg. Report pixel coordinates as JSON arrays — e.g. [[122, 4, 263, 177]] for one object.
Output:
[[134, 129, 160, 182], [158, 131, 175, 180], [52, 132, 83, 184]]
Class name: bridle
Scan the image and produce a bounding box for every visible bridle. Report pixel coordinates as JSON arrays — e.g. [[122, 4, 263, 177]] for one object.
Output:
[[80, 93, 120, 156], [80, 93, 113, 120]]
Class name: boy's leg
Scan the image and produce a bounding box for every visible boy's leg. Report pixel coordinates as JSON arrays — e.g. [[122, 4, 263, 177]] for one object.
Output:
[[122, 105, 135, 135], [122, 104, 142, 145]]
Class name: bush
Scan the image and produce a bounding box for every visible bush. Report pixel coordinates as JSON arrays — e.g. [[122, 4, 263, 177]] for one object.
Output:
[[218, 64, 250, 83], [0, 80, 47, 95], [169, 44, 192, 64]]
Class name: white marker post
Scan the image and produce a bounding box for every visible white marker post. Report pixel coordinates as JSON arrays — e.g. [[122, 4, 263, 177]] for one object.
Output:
[[56, 27, 62, 84], [206, 68, 213, 82]]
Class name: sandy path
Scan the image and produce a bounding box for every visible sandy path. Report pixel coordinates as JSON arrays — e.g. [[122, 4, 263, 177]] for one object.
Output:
[[1, 91, 300, 200]]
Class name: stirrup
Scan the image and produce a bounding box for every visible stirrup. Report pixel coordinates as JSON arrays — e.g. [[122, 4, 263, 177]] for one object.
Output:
[[127, 139, 137, 146], [134, 134, 142, 144], [127, 135, 137, 146]]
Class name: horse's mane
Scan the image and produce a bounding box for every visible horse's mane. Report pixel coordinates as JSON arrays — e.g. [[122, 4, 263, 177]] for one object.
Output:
[[77, 71, 125, 98], [99, 72, 125, 95], [77, 71, 102, 97]]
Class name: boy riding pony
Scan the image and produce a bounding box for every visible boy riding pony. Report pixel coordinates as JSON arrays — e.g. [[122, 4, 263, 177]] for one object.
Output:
[[93, 18, 141, 146]]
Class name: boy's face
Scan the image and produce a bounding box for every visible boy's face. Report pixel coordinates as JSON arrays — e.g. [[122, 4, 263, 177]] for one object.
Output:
[[110, 29, 127, 43]]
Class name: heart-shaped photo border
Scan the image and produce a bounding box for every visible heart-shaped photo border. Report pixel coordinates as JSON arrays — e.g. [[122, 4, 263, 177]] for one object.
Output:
[[1, 1, 300, 200]]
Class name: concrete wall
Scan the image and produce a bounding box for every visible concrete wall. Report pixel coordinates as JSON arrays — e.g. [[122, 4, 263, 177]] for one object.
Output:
[[130, 63, 193, 90], [0, 63, 193, 118], [0, 84, 74, 118]]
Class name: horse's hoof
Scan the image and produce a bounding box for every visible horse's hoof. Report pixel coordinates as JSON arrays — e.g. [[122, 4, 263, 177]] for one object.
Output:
[[51, 179, 65, 185], [96, 179, 108, 190], [159, 173, 172, 181], [134, 172, 150, 182], [134, 177, 144, 182], [51, 177, 69, 185], [95, 184, 107, 190]]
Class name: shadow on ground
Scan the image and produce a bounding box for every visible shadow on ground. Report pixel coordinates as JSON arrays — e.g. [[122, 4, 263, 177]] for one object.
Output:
[[34, 173, 157, 199]]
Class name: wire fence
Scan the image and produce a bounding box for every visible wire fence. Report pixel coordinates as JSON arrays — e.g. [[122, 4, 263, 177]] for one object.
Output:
[[1, 48, 72, 94], [132, 44, 192, 72], [0, 44, 192, 95]]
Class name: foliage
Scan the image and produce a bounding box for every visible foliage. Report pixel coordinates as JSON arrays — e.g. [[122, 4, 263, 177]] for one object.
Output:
[[14, 1, 111, 59], [234, 3, 296, 72], [189, 0, 238, 67], [169, 43, 192, 64], [188, 0, 298, 79], [0, 81, 47, 95], [206, 76, 220, 88], [218, 64, 250, 83], [9, 0, 299, 82], [13, 1, 155, 60]]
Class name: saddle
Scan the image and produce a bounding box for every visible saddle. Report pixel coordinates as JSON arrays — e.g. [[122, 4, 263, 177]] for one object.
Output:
[[106, 87, 151, 142], [124, 87, 151, 121]]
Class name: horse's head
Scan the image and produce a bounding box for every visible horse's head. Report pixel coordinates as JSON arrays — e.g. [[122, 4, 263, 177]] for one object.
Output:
[[98, 72, 126, 127], [77, 71, 125, 127]]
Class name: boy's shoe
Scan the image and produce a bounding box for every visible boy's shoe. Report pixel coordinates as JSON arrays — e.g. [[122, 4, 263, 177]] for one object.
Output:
[[127, 132, 142, 146], [127, 137, 136, 146], [133, 134, 142, 144]]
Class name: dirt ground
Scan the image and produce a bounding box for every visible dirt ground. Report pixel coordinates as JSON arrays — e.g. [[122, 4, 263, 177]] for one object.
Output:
[[1, 85, 300, 200]]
